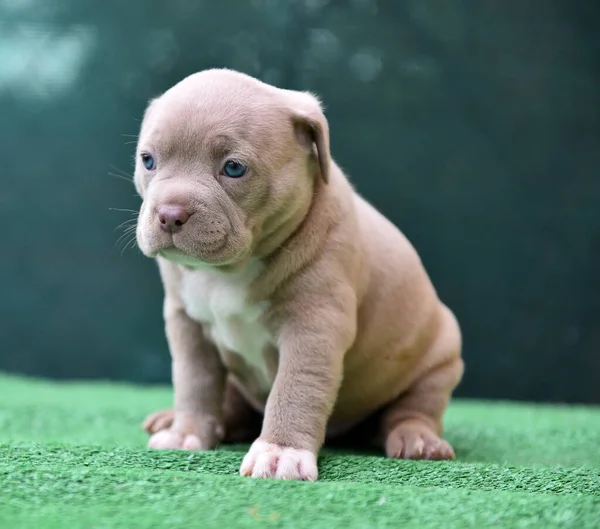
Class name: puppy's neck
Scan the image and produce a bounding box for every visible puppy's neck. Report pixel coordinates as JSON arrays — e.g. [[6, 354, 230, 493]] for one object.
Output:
[[252, 199, 315, 262], [247, 165, 346, 300]]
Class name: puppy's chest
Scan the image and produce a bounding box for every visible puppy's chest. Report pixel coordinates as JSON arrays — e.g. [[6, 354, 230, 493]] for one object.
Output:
[[179, 263, 274, 389]]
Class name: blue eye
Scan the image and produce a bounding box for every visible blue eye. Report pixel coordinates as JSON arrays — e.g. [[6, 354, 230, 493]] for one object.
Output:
[[223, 160, 247, 178], [141, 153, 155, 171]]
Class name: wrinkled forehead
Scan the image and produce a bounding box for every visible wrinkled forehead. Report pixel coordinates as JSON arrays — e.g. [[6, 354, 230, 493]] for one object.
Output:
[[140, 88, 289, 161]]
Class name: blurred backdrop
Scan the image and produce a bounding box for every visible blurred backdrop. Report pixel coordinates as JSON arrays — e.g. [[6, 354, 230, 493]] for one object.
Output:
[[1, 0, 599, 404]]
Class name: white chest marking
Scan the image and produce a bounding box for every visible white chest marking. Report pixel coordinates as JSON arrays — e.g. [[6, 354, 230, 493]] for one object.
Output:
[[180, 260, 272, 391]]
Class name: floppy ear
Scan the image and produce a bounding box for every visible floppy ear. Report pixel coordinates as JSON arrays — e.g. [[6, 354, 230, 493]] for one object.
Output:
[[289, 92, 331, 184]]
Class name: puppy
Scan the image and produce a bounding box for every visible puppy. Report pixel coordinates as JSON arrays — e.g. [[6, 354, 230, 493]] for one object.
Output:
[[134, 69, 463, 481]]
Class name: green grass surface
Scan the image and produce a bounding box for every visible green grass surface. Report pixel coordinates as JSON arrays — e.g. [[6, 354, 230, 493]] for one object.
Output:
[[1, 374, 598, 528]]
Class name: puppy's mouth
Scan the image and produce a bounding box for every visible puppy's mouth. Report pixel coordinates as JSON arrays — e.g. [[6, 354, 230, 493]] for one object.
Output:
[[158, 247, 209, 267], [154, 237, 250, 269], [157, 246, 222, 268], [157, 239, 227, 266]]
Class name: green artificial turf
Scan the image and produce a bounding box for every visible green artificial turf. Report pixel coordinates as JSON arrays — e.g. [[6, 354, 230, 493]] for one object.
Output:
[[0, 374, 598, 528]]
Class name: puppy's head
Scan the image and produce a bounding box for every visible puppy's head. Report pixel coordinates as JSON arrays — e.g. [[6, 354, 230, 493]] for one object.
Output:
[[134, 68, 330, 269]]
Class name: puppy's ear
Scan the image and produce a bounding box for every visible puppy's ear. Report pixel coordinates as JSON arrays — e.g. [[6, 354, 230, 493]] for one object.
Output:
[[288, 92, 331, 184]]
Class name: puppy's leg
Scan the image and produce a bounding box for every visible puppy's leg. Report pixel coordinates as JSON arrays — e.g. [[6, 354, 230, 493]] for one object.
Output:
[[240, 295, 355, 481], [143, 378, 262, 443], [147, 300, 226, 451], [383, 306, 463, 460]]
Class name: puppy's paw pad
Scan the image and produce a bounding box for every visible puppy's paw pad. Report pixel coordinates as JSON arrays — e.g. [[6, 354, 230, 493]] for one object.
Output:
[[386, 426, 455, 461], [147, 429, 201, 451], [240, 440, 318, 481], [142, 409, 174, 434]]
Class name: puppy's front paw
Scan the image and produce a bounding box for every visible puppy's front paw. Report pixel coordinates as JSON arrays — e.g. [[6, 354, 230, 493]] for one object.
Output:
[[240, 440, 318, 481]]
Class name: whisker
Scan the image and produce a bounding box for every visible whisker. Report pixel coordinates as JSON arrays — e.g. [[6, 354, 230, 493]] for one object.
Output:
[[118, 224, 137, 234], [116, 217, 137, 225], [121, 235, 140, 255], [109, 164, 133, 177], [127, 236, 140, 252], [114, 219, 137, 232], [109, 172, 135, 184], [121, 133, 138, 139], [115, 231, 135, 248], [109, 165, 135, 184], [109, 207, 138, 214], [115, 224, 138, 245]]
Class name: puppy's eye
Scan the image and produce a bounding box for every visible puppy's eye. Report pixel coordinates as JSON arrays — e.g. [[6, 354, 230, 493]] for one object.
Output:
[[141, 153, 156, 171], [222, 160, 247, 178]]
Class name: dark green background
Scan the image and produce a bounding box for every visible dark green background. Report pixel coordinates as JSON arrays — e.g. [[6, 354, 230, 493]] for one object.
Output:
[[2, 0, 599, 403]]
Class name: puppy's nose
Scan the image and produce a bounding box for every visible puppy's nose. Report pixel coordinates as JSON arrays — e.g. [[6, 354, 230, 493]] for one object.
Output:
[[158, 205, 191, 233]]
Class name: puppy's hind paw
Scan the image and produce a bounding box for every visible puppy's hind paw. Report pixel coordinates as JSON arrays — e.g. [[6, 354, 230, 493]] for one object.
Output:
[[386, 422, 455, 461], [142, 409, 174, 435]]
